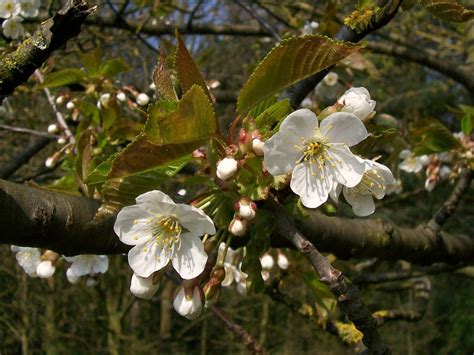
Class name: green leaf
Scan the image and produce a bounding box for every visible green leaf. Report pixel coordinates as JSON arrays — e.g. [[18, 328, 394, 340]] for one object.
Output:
[[255, 99, 292, 137], [145, 85, 216, 145], [237, 35, 362, 114], [38, 68, 85, 88], [460, 105, 474, 135], [153, 52, 178, 101], [174, 30, 211, 98], [75, 100, 101, 125], [419, 0, 474, 22], [411, 118, 460, 156], [303, 271, 337, 314], [81, 46, 101, 77], [99, 59, 129, 78]]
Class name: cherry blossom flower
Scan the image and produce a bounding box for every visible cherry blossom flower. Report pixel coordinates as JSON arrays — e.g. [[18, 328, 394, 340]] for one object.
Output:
[[277, 252, 289, 270], [36, 260, 56, 278], [114, 190, 215, 279], [2, 17, 24, 39], [130, 273, 160, 299], [11, 246, 41, 276], [173, 286, 203, 320], [19, 0, 40, 17], [260, 254, 274, 270], [64, 255, 109, 280], [399, 150, 429, 173], [341, 159, 395, 217], [338, 87, 376, 121], [235, 197, 257, 221], [264, 109, 368, 208], [0, 0, 20, 18], [228, 217, 248, 237], [216, 157, 238, 180]]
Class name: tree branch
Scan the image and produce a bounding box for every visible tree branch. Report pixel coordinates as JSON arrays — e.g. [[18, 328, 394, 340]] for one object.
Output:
[[0, 0, 96, 101], [268, 201, 390, 354]]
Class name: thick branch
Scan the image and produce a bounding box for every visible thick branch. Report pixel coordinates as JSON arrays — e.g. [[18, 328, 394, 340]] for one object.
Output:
[[0, 0, 95, 101], [268, 201, 390, 354]]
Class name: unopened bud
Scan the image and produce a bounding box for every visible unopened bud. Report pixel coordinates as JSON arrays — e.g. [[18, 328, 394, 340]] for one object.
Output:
[[55, 96, 65, 105], [235, 197, 257, 220], [260, 254, 274, 270], [136, 93, 150, 106], [203, 266, 225, 305], [57, 137, 67, 145], [277, 253, 289, 270], [228, 217, 248, 237], [116, 92, 127, 102], [36, 260, 56, 279], [252, 138, 265, 156], [173, 285, 203, 320], [66, 101, 75, 110], [216, 157, 238, 181], [130, 273, 161, 299], [238, 129, 251, 154], [47, 124, 59, 134]]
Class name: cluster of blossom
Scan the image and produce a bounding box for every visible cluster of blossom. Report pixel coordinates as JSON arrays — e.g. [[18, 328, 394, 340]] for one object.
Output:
[[10, 246, 108, 285], [0, 0, 40, 39], [264, 87, 394, 216], [302, 21, 319, 35], [398, 132, 472, 191], [260, 251, 289, 281]]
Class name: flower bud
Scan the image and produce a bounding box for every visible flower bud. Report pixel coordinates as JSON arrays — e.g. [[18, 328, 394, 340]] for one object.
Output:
[[149, 82, 157, 91], [36, 260, 56, 278], [47, 124, 59, 134], [55, 96, 65, 105], [235, 198, 257, 220], [66, 101, 75, 110], [216, 157, 238, 181], [136, 93, 150, 106], [238, 129, 251, 154], [117, 92, 127, 102], [57, 137, 67, 145], [277, 253, 289, 270], [260, 254, 274, 270], [66, 268, 81, 284], [203, 266, 225, 305], [228, 217, 248, 237], [323, 72, 338, 86], [338, 87, 375, 121], [173, 286, 203, 320], [45, 153, 60, 168], [130, 273, 160, 299], [252, 138, 265, 156]]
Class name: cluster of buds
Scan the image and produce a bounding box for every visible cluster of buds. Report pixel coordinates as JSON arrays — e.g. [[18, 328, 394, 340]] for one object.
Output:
[[228, 197, 257, 237], [260, 251, 290, 281]]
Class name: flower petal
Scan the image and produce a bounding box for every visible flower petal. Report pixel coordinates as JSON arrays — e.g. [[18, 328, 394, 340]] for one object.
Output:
[[343, 188, 375, 217], [279, 109, 318, 139], [320, 112, 368, 147], [263, 132, 303, 176], [326, 144, 365, 187], [175, 204, 216, 236], [290, 161, 332, 208], [128, 239, 172, 278], [135, 190, 177, 215], [114, 205, 154, 245], [172, 234, 208, 279]]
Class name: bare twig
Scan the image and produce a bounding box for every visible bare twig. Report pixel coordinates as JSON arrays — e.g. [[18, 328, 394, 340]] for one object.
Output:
[[234, 0, 281, 41], [0, 124, 56, 138], [268, 201, 390, 354], [209, 305, 264, 354], [427, 170, 473, 234]]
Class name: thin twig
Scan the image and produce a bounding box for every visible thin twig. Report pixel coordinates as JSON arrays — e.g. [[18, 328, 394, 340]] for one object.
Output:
[[268, 200, 390, 354], [209, 305, 264, 354], [427, 170, 473, 234], [0, 124, 56, 138], [234, 0, 281, 41]]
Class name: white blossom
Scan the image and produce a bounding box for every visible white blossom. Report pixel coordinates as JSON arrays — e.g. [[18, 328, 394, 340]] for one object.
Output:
[[12, 246, 41, 276], [114, 190, 215, 279], [173, 286, 203, 320], [2, 17, 24, 39], [399, 150, 428, 173], [277, 253, 289, 270], [136, 93, 150, 106], [260, 254, 274, 270], [19, 0, 40, 17], [338, 87, 376, 121], [264, 109, 368, 208], [236, 198, 256, 221], [116, 92, 127, 102], [64, 255, 109, 278], [130, 273, 160, 299], [66, 101, 75, 110], [66, 268, 80, 284], [386, 179, 402, 195], [36, 260, 56, 278], [216, 157, 238, 180], [0, 0, 20, 18], [47, 124, 59, 134], [252, 138, 265, 156], [323, 72, 339, 86], [228, 217, 248, 237], [341, 159, 395, 217]]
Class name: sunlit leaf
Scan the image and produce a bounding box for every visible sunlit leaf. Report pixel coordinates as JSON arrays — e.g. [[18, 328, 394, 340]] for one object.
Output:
[[145, 85, 216, 145], [411, 118, 460, 156], [419, 0, 474, 22], [153, 51, 178, 101], [99, 59, 128, 78], [38, 68, 85, 88], [237, 35, 362, 114]]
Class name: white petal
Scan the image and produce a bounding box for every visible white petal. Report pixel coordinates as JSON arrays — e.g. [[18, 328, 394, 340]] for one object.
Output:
[[329, 182, 342, 204], [172, 234, 208, 280], [279, 109, 318, 139], [130, 273, 160, 299], [263, 132, 303, 175], [343, 188, 375, 217], [290, 161, 332, 208], [173, 287, 203, 320], [69, 255, 94, 276], [128, 239, 172, 278], [174, 204, 216, 236], [114, 205, 154, 245], [92, 256, 109, 274], [320, 112, 368, 147], [135, 190, 177, 215], [326, 145, 365, 187], [367, 160, 396, 185]]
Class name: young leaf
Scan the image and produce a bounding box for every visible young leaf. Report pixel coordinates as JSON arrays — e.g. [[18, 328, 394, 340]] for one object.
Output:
[[411, 118, 460, 156], [99, 59, 128, 78], [255, 99, 292, 137], [237, 35, 362, 114], [174, 30, 211, 99], [145, 85, 216, 145], [153, 51, 178, 101], [38, 68, 85, 88], [419, 0, 474, 22]]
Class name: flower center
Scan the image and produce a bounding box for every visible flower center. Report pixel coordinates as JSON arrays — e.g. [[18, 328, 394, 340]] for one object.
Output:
[[150, 215, 182, 246], [303, 141, 325, 160], [354, 169, 384, 195]]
